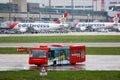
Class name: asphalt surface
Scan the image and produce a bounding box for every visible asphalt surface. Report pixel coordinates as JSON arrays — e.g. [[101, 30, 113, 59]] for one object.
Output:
[[0, 43, 120, 47], [0, 32, 120, 36], [0, 32, 120, 71], [0, 54, 120, 71]]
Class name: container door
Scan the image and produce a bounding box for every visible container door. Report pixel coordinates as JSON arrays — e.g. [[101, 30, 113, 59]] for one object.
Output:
[[48, 50, 55, 60], [48, 50, 57, 65]]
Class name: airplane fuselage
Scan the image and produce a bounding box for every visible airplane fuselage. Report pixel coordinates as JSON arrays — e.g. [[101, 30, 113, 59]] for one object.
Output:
[[75, 22, 120, 31], [12, 22, 68, 32], [76, 22, 114, 29]]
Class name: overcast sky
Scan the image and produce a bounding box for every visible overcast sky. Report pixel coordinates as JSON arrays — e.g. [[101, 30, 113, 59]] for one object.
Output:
[[0, 0, 40, 3]]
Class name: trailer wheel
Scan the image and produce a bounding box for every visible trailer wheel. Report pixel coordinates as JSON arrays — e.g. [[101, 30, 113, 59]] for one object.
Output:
[[37, 64, 41, 67], [53, 60, 57, 66], [71, 63, 76, 65]]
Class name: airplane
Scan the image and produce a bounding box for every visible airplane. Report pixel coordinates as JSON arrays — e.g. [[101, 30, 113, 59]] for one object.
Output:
[[110, 14, 120, 31], [111, 23, 120, 32], [74, 14, 120, 32], [75, 22, 114, 32], [10, 12, 69, 33]]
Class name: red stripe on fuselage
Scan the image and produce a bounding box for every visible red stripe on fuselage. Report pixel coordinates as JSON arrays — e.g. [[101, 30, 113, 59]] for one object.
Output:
[[10, 22, 19, 29]]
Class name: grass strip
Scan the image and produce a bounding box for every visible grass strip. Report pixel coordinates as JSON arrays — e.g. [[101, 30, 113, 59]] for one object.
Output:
[[0, 48, 26, 54], [0, 47, 120, 55], [86, 47, 120, 55], [0, 35, 120, 43], [0, 70, 120, 80]]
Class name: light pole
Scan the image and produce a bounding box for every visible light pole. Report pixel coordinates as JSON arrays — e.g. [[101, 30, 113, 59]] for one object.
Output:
[[12, 10, 16, 21], [39, 12, 41, 21], [92, 0, 94, 22], [8, 0, 11, 21], [71, 0, 74, 21], [27, 12, 29, 22], [96, 0, 97, 11], [49, 0, 51, 20], [87, 14, 90, 22]]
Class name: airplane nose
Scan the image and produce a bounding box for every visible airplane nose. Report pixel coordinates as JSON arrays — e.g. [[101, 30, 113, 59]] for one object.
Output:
[[10, 22, 18, 29]]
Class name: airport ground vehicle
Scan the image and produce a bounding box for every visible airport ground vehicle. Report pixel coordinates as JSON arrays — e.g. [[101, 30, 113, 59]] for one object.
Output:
[[18, 44, 86, 66]]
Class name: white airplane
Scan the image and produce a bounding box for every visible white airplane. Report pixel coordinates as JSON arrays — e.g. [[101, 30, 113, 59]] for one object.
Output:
[[112, 23, 120, 31], [74, 15, 120, 32], [10, 12, 68, 33], [75, 22, 114, 31]]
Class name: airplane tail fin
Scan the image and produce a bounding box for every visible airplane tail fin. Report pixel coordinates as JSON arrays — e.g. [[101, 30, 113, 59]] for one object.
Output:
[[55, 12, 68, 24], [110, 13, 120, 23]]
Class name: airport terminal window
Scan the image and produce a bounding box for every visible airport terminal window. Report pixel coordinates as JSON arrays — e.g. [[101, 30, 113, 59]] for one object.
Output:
[[55, 6, 63, 8], [110, 2, 117, 4], [65, 6, 72, 8], [75, 6, 84, 8], [51, 6, 54, 8], [45, 6, 54, 8], [109, 6, 120, 11], [45, 6, 50, 8], [0, 3, 18, 12], [85, 6, 92, 8]]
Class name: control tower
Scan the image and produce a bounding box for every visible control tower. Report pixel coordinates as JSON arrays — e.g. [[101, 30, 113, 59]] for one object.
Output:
[[12, 0, 27, 12]]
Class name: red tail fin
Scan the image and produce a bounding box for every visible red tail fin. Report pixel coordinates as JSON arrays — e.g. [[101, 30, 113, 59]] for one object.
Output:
[[55, 12, 68, 24], [110, 13, 120, 23], [63, 12, 68, 18]]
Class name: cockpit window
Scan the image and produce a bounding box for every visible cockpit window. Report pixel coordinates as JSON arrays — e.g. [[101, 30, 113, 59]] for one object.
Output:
[[30, 50, 46, 58]]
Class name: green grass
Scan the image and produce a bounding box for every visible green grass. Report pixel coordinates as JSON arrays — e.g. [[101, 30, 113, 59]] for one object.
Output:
[[86, 47, 120, 55], [0, 70, 120, 80], [0, 47, 120, 55], [0, 35, 120, 43], [0, 48, 27, 54]]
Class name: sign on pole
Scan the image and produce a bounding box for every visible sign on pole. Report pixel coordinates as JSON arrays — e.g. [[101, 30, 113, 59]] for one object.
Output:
[[40, 66, 47, 77]]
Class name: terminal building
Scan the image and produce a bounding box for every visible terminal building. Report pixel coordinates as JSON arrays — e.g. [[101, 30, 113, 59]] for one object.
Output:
[[0, 0, 120, 22]]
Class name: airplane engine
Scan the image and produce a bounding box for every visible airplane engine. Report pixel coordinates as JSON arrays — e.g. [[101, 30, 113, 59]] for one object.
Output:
[[118, 27, 120, 32], [19, 28, 27, 33], [91, 26, 96, 29], [33, 27, 39, 31], [80, 27, 86, 31]]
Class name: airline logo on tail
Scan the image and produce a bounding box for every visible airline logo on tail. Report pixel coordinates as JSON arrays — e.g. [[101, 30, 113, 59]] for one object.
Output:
[[55, 12, 68, 24], [113, 16, 119, 23], [110, 13, 120, 23]]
